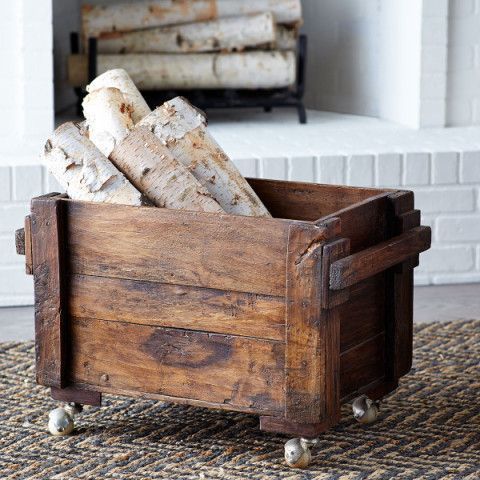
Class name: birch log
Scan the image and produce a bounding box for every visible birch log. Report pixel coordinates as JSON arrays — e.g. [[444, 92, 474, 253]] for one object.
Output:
[[276, 25, 298, 50], [43, 122, 144, 206], [68, 51, 296, 89], [110, 126, 224, 213], [86, 68, 151, 123], [82, 0, 302, 38], [82, 87, 134, 158], [97, 12, 276, 54], [139, 97, 271, 217]]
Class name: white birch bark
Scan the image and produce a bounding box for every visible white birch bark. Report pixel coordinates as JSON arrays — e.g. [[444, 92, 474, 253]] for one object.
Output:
[[82, 0, 302, 38], [97, 12, 276, 54], [276, 25, 298, 50], [69, 51, 296, 89], [86, 68, 151, 123], [138, 97, 271, 217], [82, 87, 134, 158], [43, 122, 144, 206], [110, 126, 224, 213]]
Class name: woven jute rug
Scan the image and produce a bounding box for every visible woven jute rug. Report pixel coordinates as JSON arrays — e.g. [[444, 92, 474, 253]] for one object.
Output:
[[0, 320, 479, 479]]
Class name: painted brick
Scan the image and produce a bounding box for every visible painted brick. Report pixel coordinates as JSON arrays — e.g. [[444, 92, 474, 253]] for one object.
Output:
[[414, 188, 475, 214], [375, 153, 401, 187], [422, 0, 449, 17], [420, 100, 446, 128], [432, 152, 458, 184], [414, 273, 431, 286], [436, 215, 480, 242], [403, 153, 430, 186], [0, 236, 21, 265], [0, 167, 11, 201], [0, 204, 30, 233], [318, 156, 345, 185], [289, 157, 315, 182], [422, 46, 448, 74], [0, 266, 33, 295], [46, 173, 65, 194], [477, 245, 480, 270], [432, 272, 480, 284], [449, 0, 476, 17], [460, 151, 480, 183], [233, 158, 257, 178], [422, 18, 448, 45], [13, 165, 43, 201], [417, 245, 474, 273], [347, 155, 374, 187], [260, 158, 287, 180]]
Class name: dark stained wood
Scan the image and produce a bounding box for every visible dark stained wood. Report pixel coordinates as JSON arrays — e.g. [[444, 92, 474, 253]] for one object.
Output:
[[321, 237, 350, 309], [247, 178, 390, 221], [64, 199, 296, 296], [330, 226, 431, 290], [51, 386, 102, 406], [260, 416, 330, 437], [340, 333, 385, 399], [339, 274, 385, 353], [284, 223, 324, 422], [284, 223, 332, 424], [395, 209, 421, 271], [68, 316, 285, 414], [15, 228, 25, 255], [24, 216, 33, 275], [68, 274, 285, 341], [31, 194, 66, 388]]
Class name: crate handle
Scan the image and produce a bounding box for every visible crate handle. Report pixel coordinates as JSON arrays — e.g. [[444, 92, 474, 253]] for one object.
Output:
[[329, 226, 431, 290]]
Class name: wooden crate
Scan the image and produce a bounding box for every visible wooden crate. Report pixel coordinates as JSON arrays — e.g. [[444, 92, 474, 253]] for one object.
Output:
[[17, 179, 430, 438]]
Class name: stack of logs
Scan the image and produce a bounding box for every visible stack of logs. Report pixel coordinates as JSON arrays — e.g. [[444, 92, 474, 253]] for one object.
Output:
[[47, 68, 271, 218], [68, 0, 302, 90]]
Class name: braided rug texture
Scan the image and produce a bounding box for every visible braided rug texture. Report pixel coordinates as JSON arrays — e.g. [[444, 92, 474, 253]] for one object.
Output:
[[0, 320, 479, 479]]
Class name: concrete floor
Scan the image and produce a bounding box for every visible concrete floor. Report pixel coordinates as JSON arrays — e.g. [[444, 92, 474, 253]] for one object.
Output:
[[0, 284, 479, 342]]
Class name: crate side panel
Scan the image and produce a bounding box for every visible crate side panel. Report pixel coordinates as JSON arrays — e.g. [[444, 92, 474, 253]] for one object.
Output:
[[247, 178, 387, 221], [64, 201, 288, 296], [340, 333, 385, 399], [339, 274, 386, 353], [69, 274, 285, 341], [68, 317, 285, 414]]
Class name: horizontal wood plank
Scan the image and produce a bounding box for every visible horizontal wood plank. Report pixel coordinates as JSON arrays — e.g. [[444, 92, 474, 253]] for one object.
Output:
[[68, 317, 285, 414], [339, 275, 385, 353], [64, 200, 294, 296], [340, 333, 385, 398], [330, 226, 431, 290], [68, 274, 285, 341], [248, 178, 388, 221]]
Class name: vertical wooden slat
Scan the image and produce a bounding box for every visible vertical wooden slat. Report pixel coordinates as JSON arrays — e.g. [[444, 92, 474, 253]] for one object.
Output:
[[284, 222, 328, 423], [386, 191, 418, 381], [24, 215, 33, 275], [31, 194, 66, 388]]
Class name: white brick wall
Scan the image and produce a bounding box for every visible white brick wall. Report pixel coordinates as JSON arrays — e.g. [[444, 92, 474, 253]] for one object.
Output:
[[2, 150, 480, 305], [446, 0, 480, 126]]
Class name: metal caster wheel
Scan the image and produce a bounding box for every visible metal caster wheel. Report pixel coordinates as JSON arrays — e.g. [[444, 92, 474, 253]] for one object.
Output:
[[48, 403, 83, 436], [284, 437, 318, 468], [352, 395, 379, 424]]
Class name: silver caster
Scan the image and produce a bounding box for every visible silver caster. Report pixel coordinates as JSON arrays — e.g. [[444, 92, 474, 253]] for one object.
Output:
[[352, 395, 380, 424], [48, 402, 83, 436], [284, 437, 318, 468]]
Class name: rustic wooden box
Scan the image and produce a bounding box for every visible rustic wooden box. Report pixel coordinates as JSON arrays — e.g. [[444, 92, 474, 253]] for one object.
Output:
[[19, 179, 430, 438]]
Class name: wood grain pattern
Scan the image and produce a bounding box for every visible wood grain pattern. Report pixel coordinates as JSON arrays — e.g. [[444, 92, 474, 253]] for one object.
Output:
[[247, 178, 389, 221], [339, 275, 385, 353], [260, 416, 330, 437], [31, 194, 66, 388], [24, 216, 33, 275], [284, 223, 328, 423], [69, 317, 285, 414], [68, 274, 285, 341], [330, 226, 431, 290], [64, 199, 290, 296], [340, 333, 385, 398], [51, 386, 102, 406]]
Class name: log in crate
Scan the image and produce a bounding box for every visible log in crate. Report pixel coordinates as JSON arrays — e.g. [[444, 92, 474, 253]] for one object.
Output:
[[16, 179, 430, 467]]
